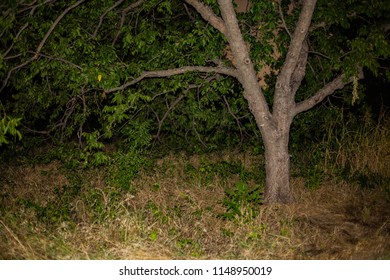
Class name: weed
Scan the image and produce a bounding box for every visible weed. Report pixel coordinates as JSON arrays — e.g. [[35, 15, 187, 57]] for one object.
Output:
[[149, 229, 159, 242], [221, 181, 263, 221], [106, 148, 151, 191]]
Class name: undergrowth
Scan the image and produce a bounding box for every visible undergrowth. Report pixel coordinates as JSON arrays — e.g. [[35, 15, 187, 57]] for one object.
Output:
[[0, 114, 389, 259]]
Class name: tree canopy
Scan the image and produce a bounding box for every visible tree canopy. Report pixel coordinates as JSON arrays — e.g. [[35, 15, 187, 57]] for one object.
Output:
[[1, 0, 389, 202]]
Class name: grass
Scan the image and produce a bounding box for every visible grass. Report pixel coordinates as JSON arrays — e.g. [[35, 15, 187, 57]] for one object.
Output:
[[1, 148, 389, 260], [0, 116, 389, 259]]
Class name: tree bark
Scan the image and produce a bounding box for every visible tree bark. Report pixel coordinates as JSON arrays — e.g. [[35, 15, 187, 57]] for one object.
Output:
[[107, 0, 364, 204], [263, 125, 294, 204]]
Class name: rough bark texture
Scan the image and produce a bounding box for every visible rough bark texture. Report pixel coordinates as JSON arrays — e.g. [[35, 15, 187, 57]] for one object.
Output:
[[109, 0, 364, 204], [184, 0, 362, 203], [263, 130, 293, 204]]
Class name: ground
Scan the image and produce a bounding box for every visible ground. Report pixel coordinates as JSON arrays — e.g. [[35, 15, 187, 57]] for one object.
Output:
[[0, 151, 389, 259]]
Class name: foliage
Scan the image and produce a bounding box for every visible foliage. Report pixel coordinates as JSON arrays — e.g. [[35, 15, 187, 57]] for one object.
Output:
[[0, 0, 388, 150], [0, 1, 389, 204], [106, 148, 151, 191], [221, 180, 263, 221], [0, 115, 22, 146]]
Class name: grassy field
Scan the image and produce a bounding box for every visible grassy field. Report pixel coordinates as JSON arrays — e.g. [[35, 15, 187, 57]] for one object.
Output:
[[1, 116, 389, 259]]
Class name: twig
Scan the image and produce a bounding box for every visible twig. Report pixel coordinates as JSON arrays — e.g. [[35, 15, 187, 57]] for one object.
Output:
[[223, 95, 244, 144], [17, 0, 55, 15], [192, 116, 207, 147], [183, 3, 195, 22], [278, 0, 292, 39], [93, 0, 125, 39], [308, 50, 330, 59], [1, 0, 87, 92], [77, 88, 87, 148], [28, 51, 83, 71], [112, 0, 145, 46], [59, 97, 77, 142], [4, 22, 29, 57], [153, 94, 186, 145]]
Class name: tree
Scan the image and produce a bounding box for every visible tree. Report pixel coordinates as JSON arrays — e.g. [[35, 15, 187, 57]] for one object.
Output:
[[103, 0, 387, 203], [1, 0, 389, 203]]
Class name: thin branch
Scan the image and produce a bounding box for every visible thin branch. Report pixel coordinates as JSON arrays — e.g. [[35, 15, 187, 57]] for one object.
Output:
[[59, 97, 77, 143], [223, 95, 244, 144], [277, 0, 292, 39], [294, 68, 364, 116], [112, 0, 145, 46], [92, 0, 125, 39], [77, 88, 87, 148], [104, 66, 238, 94], [191, 116, 207, 147], [308, 50, 330, 59], [183, 3, 196, 22], [28, 51, 83, 71], [0, 58, 35, 92], [3, 54, 23, 60], [153, 93, 186, 144], [17, 0, 56, 15], [21, 125, 51, 135], [34, 0, 87, 58], [1, 0, 87, 92], [184, 0, 227, 36], [4, 22, 29, 57]]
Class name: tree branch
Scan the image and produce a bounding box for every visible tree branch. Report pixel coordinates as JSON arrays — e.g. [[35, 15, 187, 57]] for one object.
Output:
[[17, 0, 56, 16], [35, 0, 87, 58], [184, 0, 227, 36], [153, 93, 186, 144], [277, 0, 292, 39], [29, 51, 83, 71], [223, 95, 244, 144], [294, 68, 364, 116], [290, 40, 308, 95], [93, 0, 125, 39], [1, 58, 35, 93], [4, 22, 29, 58], [104, 66, 238, 94], [1, 0, 87, 92], [217, 0, 273, 128], [112, 0, 145, 45], [276, 0, 316, 88]]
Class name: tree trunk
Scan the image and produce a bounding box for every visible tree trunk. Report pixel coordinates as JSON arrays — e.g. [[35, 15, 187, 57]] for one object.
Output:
[[163, 0, 360, 204], [263, 128, 294, 204]]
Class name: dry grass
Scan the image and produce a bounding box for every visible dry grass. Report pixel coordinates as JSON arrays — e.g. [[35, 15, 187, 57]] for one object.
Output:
[[324, 117, 390, 178], [1, 148, 389, 260]]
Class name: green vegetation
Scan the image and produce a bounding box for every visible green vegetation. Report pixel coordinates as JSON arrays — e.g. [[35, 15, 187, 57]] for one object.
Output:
[[1, 117, 389, 258], [0, 0, 389, 259]]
